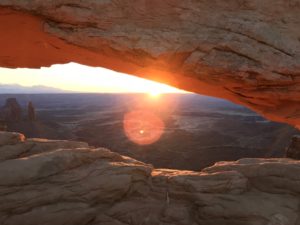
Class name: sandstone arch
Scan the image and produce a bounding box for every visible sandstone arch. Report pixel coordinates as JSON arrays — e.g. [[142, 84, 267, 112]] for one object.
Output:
[[0, 1, 299, 127]]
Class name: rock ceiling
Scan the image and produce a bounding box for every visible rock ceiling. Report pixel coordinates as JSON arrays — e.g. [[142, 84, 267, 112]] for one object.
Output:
[[0, 1, 299, 128]]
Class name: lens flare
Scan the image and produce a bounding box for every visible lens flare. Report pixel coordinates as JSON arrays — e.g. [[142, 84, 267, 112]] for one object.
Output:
[[123, 110, 165, 145]]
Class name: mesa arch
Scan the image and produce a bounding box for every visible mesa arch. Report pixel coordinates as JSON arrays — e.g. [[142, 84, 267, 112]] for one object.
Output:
[[0, 1, 299, 128]]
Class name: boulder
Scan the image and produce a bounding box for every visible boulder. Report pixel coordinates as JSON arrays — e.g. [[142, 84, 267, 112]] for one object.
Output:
[[0, 131, 25, 146]]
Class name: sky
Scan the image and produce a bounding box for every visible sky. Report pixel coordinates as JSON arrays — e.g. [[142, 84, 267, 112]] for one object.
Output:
[[0, 63, 187, 94]]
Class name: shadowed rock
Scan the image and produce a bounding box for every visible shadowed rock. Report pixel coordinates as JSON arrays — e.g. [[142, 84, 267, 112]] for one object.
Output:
[[27, 101, 36, 121], [0, 98, 22, 122], [0, 131, 299, 225], [0, 120, 7, 131], [0, 131, 24, 146], [286, 135, 300, 159]]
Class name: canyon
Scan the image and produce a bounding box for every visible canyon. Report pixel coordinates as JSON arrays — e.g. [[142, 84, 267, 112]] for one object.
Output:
[[0, 1, 299, 224], [1, 94, 298, 171]]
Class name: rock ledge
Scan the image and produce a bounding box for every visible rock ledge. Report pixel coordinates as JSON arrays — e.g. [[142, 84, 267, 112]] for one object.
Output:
[[0, 131, 299, 225]]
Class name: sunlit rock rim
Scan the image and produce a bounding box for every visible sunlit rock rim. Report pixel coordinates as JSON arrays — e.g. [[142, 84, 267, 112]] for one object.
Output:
[[0, 1, 299, 128]]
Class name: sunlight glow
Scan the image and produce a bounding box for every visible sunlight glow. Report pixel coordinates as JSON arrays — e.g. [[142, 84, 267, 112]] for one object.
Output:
[[123, 110, 165, 145], [0, 63, 188, 94], [148, 90, 162, 98]]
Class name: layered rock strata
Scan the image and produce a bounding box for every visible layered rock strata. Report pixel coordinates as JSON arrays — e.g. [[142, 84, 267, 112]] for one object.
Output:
[[0, 131, 299, 225], [0, 1, 299, 128]]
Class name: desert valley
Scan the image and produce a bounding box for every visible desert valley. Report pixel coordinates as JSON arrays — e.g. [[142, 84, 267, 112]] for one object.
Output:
[[0, 93, 298, 171]]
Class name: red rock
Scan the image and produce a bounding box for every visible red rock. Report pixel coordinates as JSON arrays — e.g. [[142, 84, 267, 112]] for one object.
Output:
[[0, 1, 299, 128]]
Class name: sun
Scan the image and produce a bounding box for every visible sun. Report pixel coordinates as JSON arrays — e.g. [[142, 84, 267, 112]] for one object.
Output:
[[148, 90, 161, 98]]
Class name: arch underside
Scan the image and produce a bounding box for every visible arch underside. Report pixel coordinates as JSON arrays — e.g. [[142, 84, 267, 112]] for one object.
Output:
[[0, 1, 299, 128]]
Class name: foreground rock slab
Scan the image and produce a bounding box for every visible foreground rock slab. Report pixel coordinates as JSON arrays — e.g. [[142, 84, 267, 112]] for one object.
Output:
[[0, 131, 299, 225], [0, 1, 299, 128]]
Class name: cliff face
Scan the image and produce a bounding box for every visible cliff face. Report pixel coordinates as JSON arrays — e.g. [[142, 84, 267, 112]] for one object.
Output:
[[0, 131, 299, 225], [0, 1, 299, 128]]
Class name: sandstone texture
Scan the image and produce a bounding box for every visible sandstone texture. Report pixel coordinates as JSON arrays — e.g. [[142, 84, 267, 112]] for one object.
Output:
[[0, 131, 299, 225], [0, 1, 299, 128]]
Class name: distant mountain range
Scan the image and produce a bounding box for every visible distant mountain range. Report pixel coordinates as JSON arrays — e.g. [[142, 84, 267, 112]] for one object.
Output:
[[0, 84, 72, 94]]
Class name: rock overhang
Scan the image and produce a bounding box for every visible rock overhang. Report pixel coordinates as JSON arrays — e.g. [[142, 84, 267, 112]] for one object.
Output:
[[0, 1, 299, 128]]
